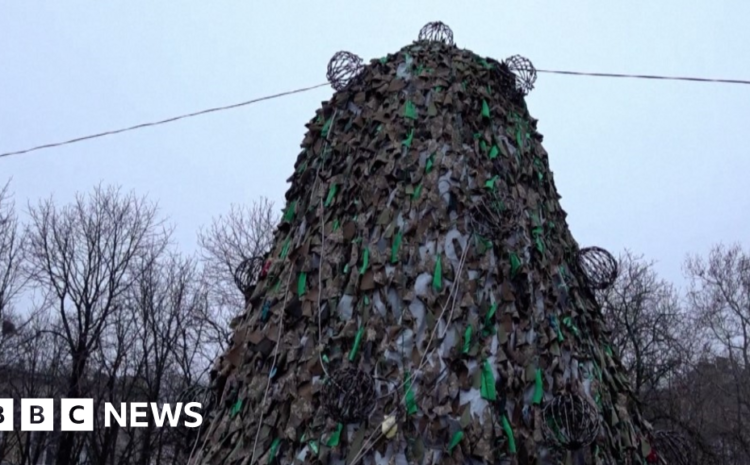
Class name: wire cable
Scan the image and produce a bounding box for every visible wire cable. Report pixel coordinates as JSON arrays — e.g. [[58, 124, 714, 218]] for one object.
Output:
[[2, 69, 749, 160], [537, 69, 750, 85], [0, 82, 329, 159]]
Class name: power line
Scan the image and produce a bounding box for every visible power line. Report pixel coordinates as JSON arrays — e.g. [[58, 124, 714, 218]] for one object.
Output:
[[537, 69, 750, 85], [2, 69, 749, 160], [0, 83, 329, 159]]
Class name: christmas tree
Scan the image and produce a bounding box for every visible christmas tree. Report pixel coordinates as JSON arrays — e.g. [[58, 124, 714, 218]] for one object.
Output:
[[189, 22, 659, 465]]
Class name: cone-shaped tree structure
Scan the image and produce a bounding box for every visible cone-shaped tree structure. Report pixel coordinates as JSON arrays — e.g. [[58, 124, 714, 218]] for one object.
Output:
[[190, 27, 657, 465]]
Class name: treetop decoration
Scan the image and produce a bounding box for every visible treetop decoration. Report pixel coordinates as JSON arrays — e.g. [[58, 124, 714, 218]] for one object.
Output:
[[504, 54, 537, 96], [578, 246, 618, 290], [326, 51, 364, 91], [418, 21, 454, 45], [541, 393, 601, 450]]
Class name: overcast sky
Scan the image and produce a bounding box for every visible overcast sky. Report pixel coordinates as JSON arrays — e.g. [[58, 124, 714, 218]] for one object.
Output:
[[2, 1, 749, 290]]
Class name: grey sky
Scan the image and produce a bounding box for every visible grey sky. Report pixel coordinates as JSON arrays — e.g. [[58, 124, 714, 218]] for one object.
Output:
[[2, 1, 749, 290]]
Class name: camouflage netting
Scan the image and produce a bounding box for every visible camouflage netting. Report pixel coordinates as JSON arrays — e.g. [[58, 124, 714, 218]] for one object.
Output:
[[190, 26, 658, 465]]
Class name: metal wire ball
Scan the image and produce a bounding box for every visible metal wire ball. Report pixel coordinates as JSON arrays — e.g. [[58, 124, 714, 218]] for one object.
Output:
[[504, 55, 537, 96], [418, 21, 454, 45], [326, 51, 364, 91], [652, 430, 693, 465], [578, 246, 618, 290], [233, 256, 263, 295], [321, 366, 376, 424], [541, 393, 601, 450]]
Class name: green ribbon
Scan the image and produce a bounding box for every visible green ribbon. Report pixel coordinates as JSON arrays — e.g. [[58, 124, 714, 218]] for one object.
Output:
[[510, 253, 521, 277], [448, 430, 464, 453], [425, 154, 434, 173], [321, 117, 332, 137], [502, 415, 517, 453], [481, 100, 490, 118], [280, 237, 291, 259], [325, 184, 337, 207], [268, 438, 281, 461], [432, 256, 442, 291], [484, 303, 497, 329], [404, 372, 418, 415], [391, 230, 402, 263], [412, 183, 422, 199], [489, 145, 499, 159], [532, 368, 543, 404], [462, 326, 472, 354], [298, 273, 307, 297], [360, 247, 370, 274], [283, 200, 296, 222], [327, 423, 343, 447], [309, 441, 319, 455], [404, 100, 417, 119], [402, 128, 414, 148], [230, 399, 242, 417], [349, 326, 364, 361], [480, 360, 496, 401]]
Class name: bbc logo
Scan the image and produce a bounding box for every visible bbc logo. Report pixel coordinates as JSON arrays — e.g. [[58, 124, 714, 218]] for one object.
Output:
[[0, 398, 93, 431], [0, 399, 202, 431]]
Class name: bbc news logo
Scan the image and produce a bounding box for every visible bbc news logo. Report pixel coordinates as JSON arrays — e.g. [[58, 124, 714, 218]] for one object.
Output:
[[0, 399, 203, 431]]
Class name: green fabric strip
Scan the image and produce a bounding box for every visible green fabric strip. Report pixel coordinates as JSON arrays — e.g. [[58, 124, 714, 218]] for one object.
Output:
[[349, 326, 364, 361], [280, 237, 291, 259], [391, 230, 402, 263], [321, 117, 332, 137], [404, 372, 418, 415], [268, 438, 281, 461], [480, 360, 497, 401], [404, 100, 418, 119], [489, 145, 499, 159], [360, 247, 370, 274], [510, 253, 521, 277], [533, 368, 543, 404], [298, 273, 307, 297], [325, 184, 337, 207], [327, 423, 343, 447], [283, 200, 296, 222], [402, 128, 414, 148], [481, 100, 490, 118], [432, 256, 442, 291], [230, 399, 242, 417], [412, 183, 422, 199], [448, 430, 464, 453], [502, 415, 517, 453], [462, 326, 472, 354]]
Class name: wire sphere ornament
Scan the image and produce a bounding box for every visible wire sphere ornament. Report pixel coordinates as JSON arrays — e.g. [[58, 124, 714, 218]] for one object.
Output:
[[326, 51, 364, 91], [652, 430, 693, 465], [504, 55, 537, 96], [418, 21, 454, 45], [233, 256, 264, 295], [321, 366, 376, 424], [578, 246, 618, 290], [541, 393, 601, 450]]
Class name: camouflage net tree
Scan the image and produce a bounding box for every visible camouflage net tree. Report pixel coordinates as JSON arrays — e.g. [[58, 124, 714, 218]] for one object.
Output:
[[189, 23, 659, 465]]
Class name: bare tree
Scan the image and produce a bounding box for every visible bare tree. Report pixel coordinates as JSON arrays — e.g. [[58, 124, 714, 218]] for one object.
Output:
[[0, 312, 67, 465], [196, 198, 277, 349], [24, 185, 171, 465], [0, 180, 27, 341], [683, 243, 750, 463], [599, 250, 688, 398]]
